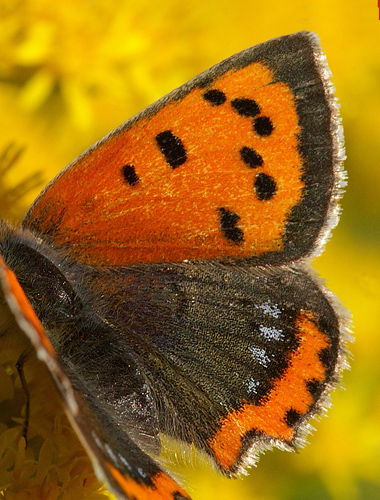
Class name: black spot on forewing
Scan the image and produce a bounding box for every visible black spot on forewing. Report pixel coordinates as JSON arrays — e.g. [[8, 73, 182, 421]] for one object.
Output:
[[254, 173, 277, 201], [240, 147, 263, 168], [155, 131, 187, 169], [203, 89, 227, 106], [231, 98, 260, 117], [121, 165, 140, 186], [254, 116, 274, 136], [218, 208, 244, 244]]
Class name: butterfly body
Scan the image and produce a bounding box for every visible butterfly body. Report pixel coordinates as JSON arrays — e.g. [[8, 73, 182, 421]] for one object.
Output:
[[0, 31, 349, 500]]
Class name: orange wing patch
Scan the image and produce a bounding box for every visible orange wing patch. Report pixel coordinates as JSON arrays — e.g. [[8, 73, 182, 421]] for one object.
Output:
[[208, 311, 330, 472], [24, 62, 303, 266], [106, 463, 191, 500], [0, 255, 56, 357]]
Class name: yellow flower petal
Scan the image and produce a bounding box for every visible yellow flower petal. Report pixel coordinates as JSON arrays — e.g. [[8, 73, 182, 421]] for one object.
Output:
[[18, 69, 55, 111]]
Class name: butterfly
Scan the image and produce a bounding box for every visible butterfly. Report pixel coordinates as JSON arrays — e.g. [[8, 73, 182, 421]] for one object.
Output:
[[0, 31, 349, 500]]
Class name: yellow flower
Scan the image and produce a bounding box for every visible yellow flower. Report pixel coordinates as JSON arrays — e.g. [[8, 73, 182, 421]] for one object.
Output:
[[0, 144, 43, 222]]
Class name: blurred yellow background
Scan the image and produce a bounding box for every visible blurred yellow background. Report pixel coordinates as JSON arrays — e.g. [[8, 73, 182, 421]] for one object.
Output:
[[0, 1, 379, 499]]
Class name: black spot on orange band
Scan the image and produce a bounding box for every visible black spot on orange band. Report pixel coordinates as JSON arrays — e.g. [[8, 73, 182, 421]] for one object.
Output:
[[319, 346, 333, 368], [203, 89, 227, 106], [254, 173, 277, 200], [218, 208, 244, 244], [240, 146, 263, 168], [231, 98, 260, 117], [306, 379, 324, 401], [121, 164, 140, 186], [285, 408, 303, 427], [155, 130, 187, 169]]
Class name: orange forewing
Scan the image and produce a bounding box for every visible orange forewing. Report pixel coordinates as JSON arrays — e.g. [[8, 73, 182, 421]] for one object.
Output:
[[24, 62, 302, 266]]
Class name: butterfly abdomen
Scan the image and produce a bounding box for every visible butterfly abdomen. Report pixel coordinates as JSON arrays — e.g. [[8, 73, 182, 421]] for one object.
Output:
[[0, 221, 83, 338]]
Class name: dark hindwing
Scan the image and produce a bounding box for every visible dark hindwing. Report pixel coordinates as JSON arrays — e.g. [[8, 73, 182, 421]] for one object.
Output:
[[85, 261, 342, 474], [66, 362, 190, 500]]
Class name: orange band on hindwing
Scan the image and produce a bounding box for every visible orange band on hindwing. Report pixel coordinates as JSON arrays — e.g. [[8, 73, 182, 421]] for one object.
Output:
[[208, 311, 330, 471]]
